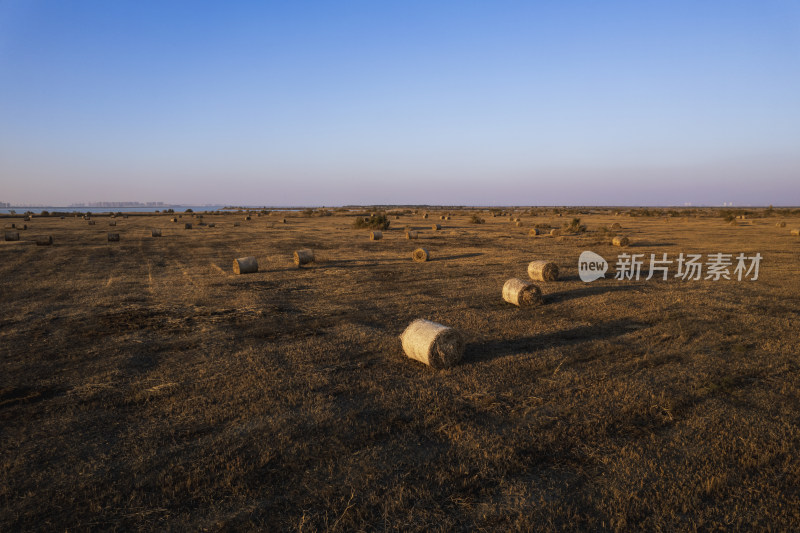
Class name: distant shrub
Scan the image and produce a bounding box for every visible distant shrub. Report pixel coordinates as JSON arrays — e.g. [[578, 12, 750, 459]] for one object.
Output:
[[353, 214, 390, 230], [185, 208, 193, 213], [302, 208, 314, 217], [565, 217, 587, 233], [469, 214, 485, 224], [40, 210, 49, 216]]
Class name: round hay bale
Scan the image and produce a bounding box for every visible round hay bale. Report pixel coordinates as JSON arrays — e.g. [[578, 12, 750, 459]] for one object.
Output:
[[516, 221, 523, 227], [502, 278, 543, 307], [791, 229, 800, 236], [528, 228, 540, 236], [610, 222, 622, 230], [107, 233, 120, 242], [549, 228, 560, 236], [5, 223, 15, 229], [207, 223, 215, 228], [281, 218, 287, 223], [151, 229, 162, 237], [35, 235, 53, 246], [370, 230, 383, 240], [400, 319, 465, 369], [395, 215, 400, 220], [19, 224, 27, 230], [440, 215, 445, 220], [294, 249, 315, 267], [528, 260, 559, 281], [88, 221, 96, 225], [4, 231, 20, 241], [233, 222, 241, 227], [729, 220, 738, 226], [171, 217, 178, 222], [108, 221, 116, 226], [23, 216, 30, 221], [245, 216, 251, 221], [776, 221, 786, 227], [184, 223, 192, 229], [445, 216, 451, 220], [431, 224, 441, 231], [412, 248, 429, 262], [233, 256, 258, 274], [612, 236, 630, 246], [422, 213, 429, 219], [405, 230, 418, 239]]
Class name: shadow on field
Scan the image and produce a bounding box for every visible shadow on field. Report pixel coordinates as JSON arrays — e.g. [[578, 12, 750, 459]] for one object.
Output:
[[545, 283, 641, 303], [465, 318, 642, 364], [629, 241, 676, 247], [430, 252, 484, 262]]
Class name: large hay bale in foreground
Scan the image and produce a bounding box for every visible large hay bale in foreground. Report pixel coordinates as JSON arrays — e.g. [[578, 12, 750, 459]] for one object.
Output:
[[528, 228, 539, 236], [400, 319, 465, 369], [405, 230, 418, 239], [107, 233, 120, 242], [35, 235, 53, 246], [151, 229, 162, 237], [502, 278, 543, 307], [412, 248, 429, 262], [233, 256, 258, 274], [370, 230, 383, 240], [4, 231, 20, 241], [184, 223, 192, 229], [294, 249, 315, 267], [431, 224, 441, 231], [612, 236, 630, 246], [528, 260, 559, 281]]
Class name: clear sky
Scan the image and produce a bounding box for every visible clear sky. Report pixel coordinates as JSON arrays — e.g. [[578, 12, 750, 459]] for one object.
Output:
[[1, 1, 798, 206]]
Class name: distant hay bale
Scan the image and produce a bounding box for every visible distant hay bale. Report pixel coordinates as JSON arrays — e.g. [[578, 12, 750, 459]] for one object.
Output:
[[233, 256, 258, 275], [431, 224, 441, 231], [516, 221, 523, 227], [370, 230, 383, 240], [171, 218, 178, 222], [151, 229, 162, 237], [729, 220, 738, 226], [108, 221, 116, 226], [412, 248, 429, 262], [440, 215, 445, 220], [776, 221, 786, 227], [395, 215, 400, 220], [528, 228, 540, 236], [612, 236, 630, 246], [400, 319, 465, 369], [5, 223, 15, 229], [107, 233, 120, 242], [207, 223, 215, 228], [281, 218, 287, 223], [549, 228, 560, 236], [294, 249, 315, 267], [610, 222, 622, 230], [245, 216, 251, 221], [422, 213, 428, 219], [405, 230, 418, 239], [502, 278, 543, 307], [528, 260, 559, 281], [19, 224, 27, 230], [23, 216, 30, 221], [35, 235, 53, 246], [791, 229, 800, 236], [4, 231, 19, 241], [88, 221, 96, 225], [184, 223, 192, 229], [445, 216, 451, 220]]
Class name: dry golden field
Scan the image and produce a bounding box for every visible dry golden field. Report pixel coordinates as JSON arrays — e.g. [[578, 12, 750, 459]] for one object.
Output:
[[2, 208, 800, 530]]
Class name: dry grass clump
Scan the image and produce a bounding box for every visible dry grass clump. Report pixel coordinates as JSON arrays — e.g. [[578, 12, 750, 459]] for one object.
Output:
[[400, 319, 464, 369], [411, 248, 429, 262], [565, 217, 587, 233], [469, 214, 485, 224], [232, 256, 258, 275], [528, 260, 559, 281], [502, 278, 543, 307]]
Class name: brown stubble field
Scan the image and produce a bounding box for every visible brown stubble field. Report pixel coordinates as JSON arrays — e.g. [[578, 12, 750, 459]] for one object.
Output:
[[1, 209, 799, 531]]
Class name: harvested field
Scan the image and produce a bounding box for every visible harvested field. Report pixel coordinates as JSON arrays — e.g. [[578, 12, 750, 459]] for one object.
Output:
[[1, 209, 800, 530]]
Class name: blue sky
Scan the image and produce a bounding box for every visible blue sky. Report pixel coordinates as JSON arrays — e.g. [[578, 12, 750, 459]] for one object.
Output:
[[1, 1, 798, 206]]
